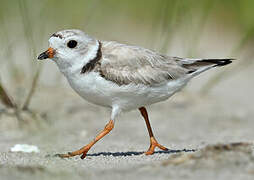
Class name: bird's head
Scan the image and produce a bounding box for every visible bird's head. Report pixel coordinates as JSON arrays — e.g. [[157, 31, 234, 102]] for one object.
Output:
[[38, 29, 99, 71]]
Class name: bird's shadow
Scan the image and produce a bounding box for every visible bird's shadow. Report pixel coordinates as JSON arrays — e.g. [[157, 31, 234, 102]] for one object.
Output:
[[86, 148, 196, 157]]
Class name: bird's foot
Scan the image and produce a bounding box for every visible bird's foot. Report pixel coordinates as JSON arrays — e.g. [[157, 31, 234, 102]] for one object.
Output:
[[55, 145, 90, 159], [145, 137, 168, 155]]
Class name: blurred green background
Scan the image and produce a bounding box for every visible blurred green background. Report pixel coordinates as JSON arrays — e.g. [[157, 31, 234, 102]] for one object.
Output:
[[0, 0, 253, 109]]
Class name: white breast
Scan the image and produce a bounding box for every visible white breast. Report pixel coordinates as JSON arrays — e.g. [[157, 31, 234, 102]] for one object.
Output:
[[65, 72, 112, 107]]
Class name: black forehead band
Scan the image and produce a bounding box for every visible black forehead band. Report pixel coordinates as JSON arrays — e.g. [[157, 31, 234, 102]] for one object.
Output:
[[51, 33, 63, 39]]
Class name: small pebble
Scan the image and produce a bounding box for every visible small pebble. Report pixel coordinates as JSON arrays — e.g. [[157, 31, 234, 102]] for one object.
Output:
[[10, 144, 40, 153]]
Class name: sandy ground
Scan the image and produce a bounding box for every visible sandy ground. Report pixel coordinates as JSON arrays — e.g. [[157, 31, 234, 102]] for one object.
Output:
[[0, 62, 254, 180]]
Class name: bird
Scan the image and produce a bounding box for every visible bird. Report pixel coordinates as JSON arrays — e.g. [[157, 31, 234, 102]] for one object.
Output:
[[38, 29, 233, 159]]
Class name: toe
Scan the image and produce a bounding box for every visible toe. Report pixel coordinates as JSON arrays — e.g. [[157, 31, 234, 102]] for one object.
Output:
[[54, 153, 71, 158], [157, 144, 168, 151], [145, 150, 154, 155]]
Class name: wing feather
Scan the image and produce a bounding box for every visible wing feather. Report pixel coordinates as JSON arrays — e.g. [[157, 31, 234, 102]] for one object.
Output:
[[99, 41, 188, 86]]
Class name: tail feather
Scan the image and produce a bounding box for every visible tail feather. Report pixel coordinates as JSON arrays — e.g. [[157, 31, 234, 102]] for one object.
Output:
[[196, 59, 233, 67], [180, 58, 234, 76]]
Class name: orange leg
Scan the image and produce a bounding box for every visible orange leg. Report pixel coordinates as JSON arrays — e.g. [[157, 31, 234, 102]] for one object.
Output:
[[56, 119, 114, 159], [139, 107, 168, 155]]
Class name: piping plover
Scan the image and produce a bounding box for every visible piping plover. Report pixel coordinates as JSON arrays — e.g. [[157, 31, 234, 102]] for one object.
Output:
[[38, 29, 233, 159]]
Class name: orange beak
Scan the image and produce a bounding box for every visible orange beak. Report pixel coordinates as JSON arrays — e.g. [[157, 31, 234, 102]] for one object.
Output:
[[37, 47, 55, 60]]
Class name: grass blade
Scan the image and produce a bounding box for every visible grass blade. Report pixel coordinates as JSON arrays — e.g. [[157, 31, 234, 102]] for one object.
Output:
[[22, 67, 42, 110], [18, 0, 42, 110], [0, 79, 15, 108]]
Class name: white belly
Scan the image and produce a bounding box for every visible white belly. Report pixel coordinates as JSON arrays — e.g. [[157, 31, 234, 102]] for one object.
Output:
[[65, 72, 188, 111]]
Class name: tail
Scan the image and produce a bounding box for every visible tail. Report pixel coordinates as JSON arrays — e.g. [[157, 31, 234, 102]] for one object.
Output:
[[194, 59, 233, 67], [180, 58, 234, 76]]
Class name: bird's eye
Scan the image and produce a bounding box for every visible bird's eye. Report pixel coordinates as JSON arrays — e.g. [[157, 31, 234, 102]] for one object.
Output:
[[67, 40, 77, 48]]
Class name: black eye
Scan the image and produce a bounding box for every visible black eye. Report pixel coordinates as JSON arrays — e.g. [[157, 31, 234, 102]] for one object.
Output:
[[67, 40, 77, 48]]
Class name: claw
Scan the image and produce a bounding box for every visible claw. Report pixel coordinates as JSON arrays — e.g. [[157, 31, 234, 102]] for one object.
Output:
[[81, 153, 87, 159]]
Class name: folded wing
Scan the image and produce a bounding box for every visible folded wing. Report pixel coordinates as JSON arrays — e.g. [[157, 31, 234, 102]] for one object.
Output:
[[99, 41, 188, 86], [99, 41, 233, 86]]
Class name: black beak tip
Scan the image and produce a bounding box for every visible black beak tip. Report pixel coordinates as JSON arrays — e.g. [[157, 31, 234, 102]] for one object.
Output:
[[37, 52, 48, 60]]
